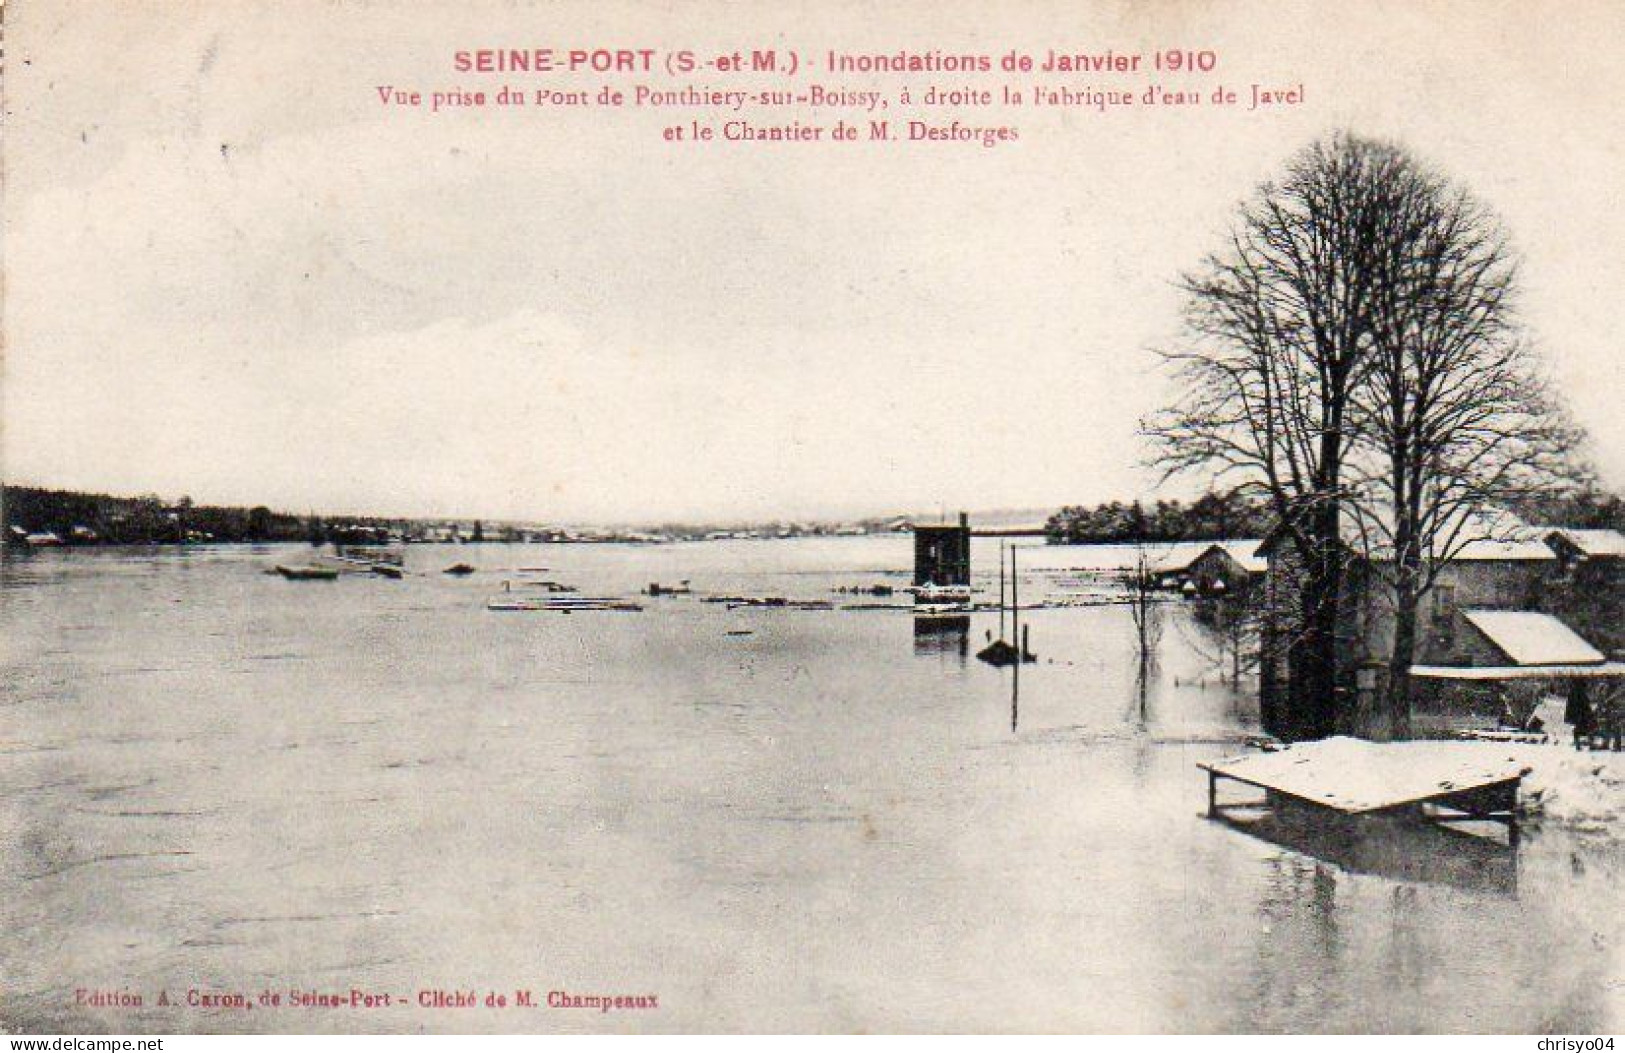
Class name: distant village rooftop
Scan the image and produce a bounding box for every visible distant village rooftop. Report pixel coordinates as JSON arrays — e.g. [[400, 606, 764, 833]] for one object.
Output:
[[1150, 541, 1223, 577], [1203, 540, 1269, 575]]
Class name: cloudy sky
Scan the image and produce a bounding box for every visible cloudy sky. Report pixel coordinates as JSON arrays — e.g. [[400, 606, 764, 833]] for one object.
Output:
[[4, 0, 1622, 522]]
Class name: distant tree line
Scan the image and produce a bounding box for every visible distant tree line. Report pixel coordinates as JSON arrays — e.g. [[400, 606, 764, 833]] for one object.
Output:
[[2, 484, 904, 546], [1044, 492, 1271, 545], [1, 485, 404, 545], [1043, 485, 1625, 548], [1512, 486, 1625, 532]]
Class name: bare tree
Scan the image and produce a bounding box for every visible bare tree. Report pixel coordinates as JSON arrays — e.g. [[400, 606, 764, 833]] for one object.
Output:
[[1183, 593, 1262, 689], [1346, 163, 1587, 733], [1149, 131, 1588, 740], [1126, 545, 1167, 716], [1127, 546, 1166, 665], [1146, 133, 1409, 739]]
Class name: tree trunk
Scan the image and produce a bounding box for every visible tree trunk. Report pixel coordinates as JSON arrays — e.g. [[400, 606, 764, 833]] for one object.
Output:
[[1304, 574, 1341, 738], [1284, 550, 1341, 739], [1386, 578, 1418, 740]]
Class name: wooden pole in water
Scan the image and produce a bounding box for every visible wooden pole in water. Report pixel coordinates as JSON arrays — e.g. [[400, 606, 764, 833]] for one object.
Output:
[[1010, 545, 1019, 646], [1011, 562, 1021, 733]]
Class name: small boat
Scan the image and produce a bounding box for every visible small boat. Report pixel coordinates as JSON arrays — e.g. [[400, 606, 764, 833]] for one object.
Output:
[[443, 563, 477, 576], [975, 633, 1036, 667], [371, 564, 404, 579], [275, 565, 340, 581], [975, 638, 1023, 667]]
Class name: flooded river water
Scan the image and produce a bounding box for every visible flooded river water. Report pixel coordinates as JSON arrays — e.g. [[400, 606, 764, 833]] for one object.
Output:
[[2, 538, 1620, 1032]]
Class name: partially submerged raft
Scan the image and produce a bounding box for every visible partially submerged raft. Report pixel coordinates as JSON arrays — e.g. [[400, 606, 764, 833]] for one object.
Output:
[[1201, 736, 1529, 836]]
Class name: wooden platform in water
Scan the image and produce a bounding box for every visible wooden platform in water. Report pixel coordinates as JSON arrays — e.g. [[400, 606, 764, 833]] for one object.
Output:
[[1200, 737, 1529, 819]]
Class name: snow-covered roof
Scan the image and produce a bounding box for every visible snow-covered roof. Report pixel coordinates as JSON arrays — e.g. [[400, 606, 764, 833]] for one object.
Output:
[[1345, 507, 1560, 562], [1451, 534, 1560, 562], [1374, 508, 1555, 562], [1543, 527, 1625, 559], [1461, 610, 1606, 667], [1208, 540, 1268, 574], [1412, 662, 1625, 680], [1149, 539, 1266, 575], [1264, 507, 1556, 563], [1149, 541, 1215, 575]]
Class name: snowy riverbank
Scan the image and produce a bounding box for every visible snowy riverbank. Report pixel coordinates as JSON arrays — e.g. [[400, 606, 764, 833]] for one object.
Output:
[[1511, 743, 1625, 831]]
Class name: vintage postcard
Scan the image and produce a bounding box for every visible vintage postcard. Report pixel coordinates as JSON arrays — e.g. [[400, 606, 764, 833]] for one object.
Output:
[[2, 0, 1622, 1038]]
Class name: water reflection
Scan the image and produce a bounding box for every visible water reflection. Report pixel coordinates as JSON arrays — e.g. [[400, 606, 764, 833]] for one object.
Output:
[[1246, 854, 1345, 1029], [4, 542, 1616, 1033], [1011, 655, 1020, 732], [1211, 805, 1518, 896], [911, 614, 969, 659]]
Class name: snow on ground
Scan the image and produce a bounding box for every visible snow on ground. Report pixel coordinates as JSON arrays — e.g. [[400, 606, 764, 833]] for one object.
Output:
[[1467, 693, 1625, 830], [1508, 742, 1625, 830]]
